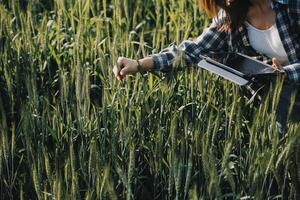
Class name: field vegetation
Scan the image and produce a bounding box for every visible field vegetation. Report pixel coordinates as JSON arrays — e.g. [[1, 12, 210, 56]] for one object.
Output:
[[0, 0, 299, 199]]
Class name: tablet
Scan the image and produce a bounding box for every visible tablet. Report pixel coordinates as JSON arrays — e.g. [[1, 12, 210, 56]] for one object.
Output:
[[203, 52, 283, 78]]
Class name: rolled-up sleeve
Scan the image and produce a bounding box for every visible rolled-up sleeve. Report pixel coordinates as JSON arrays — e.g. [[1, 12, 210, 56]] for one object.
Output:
[[151, 16, 229, 71], [151, 45, 178, 71], [283, 63, 300, 83]]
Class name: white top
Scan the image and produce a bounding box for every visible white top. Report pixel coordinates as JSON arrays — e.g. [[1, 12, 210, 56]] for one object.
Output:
[[245, 21, 289, 65]]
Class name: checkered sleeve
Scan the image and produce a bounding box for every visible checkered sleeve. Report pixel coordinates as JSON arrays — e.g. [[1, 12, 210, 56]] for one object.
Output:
[[151, 17, 229, 71], [283, 63, 300, 83], [282, 0, 300, 83]]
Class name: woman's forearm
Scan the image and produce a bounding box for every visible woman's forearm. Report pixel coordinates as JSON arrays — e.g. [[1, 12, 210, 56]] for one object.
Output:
[[283, 63, 300, 83], [138, 57, 154, 71]]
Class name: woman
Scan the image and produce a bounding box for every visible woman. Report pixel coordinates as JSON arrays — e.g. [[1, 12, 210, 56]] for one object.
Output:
[[113, 0, 300, 133]]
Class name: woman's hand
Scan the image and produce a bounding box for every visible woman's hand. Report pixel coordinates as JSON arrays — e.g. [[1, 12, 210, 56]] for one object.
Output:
[[272, 57, 287, 79], [272, 57, 283, 70], [113, 57, 154, 81], [113, 57, 139, 81]]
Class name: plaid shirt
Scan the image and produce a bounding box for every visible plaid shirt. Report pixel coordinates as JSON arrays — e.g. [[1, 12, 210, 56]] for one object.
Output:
[[151, 0, 300, 83]]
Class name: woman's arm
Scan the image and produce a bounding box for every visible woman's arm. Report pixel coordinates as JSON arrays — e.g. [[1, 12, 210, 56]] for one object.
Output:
[[114, 17, 229, 80], [150, 19, 228, 71], [281, 3, 300, 83], [283, 64, 300, 83]]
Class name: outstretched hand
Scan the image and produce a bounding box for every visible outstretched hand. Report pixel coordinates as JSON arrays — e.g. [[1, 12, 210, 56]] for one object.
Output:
[[113, 57, 139, 81]]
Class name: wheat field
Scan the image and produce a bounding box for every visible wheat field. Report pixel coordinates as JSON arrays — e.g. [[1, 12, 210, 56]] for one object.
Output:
[[0, 0, 299, 199]]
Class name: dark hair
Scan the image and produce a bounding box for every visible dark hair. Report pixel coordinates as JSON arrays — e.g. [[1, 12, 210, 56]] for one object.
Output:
[[199, 0, 252, 32]]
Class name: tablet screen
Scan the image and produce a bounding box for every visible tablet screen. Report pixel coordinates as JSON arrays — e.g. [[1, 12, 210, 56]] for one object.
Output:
[[206, 52, 279, 77]]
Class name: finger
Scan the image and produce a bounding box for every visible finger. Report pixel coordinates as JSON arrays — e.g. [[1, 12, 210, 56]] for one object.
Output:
[[113, 65, 124, 81], [116, 74, 124, 81], [120, 66, 130, 76], [272, 57, 283, 70], [272, 57, 281, 67], [119, 73, 124, 80], [117, 57, 125, 69], [113, 65, 119, 77]]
